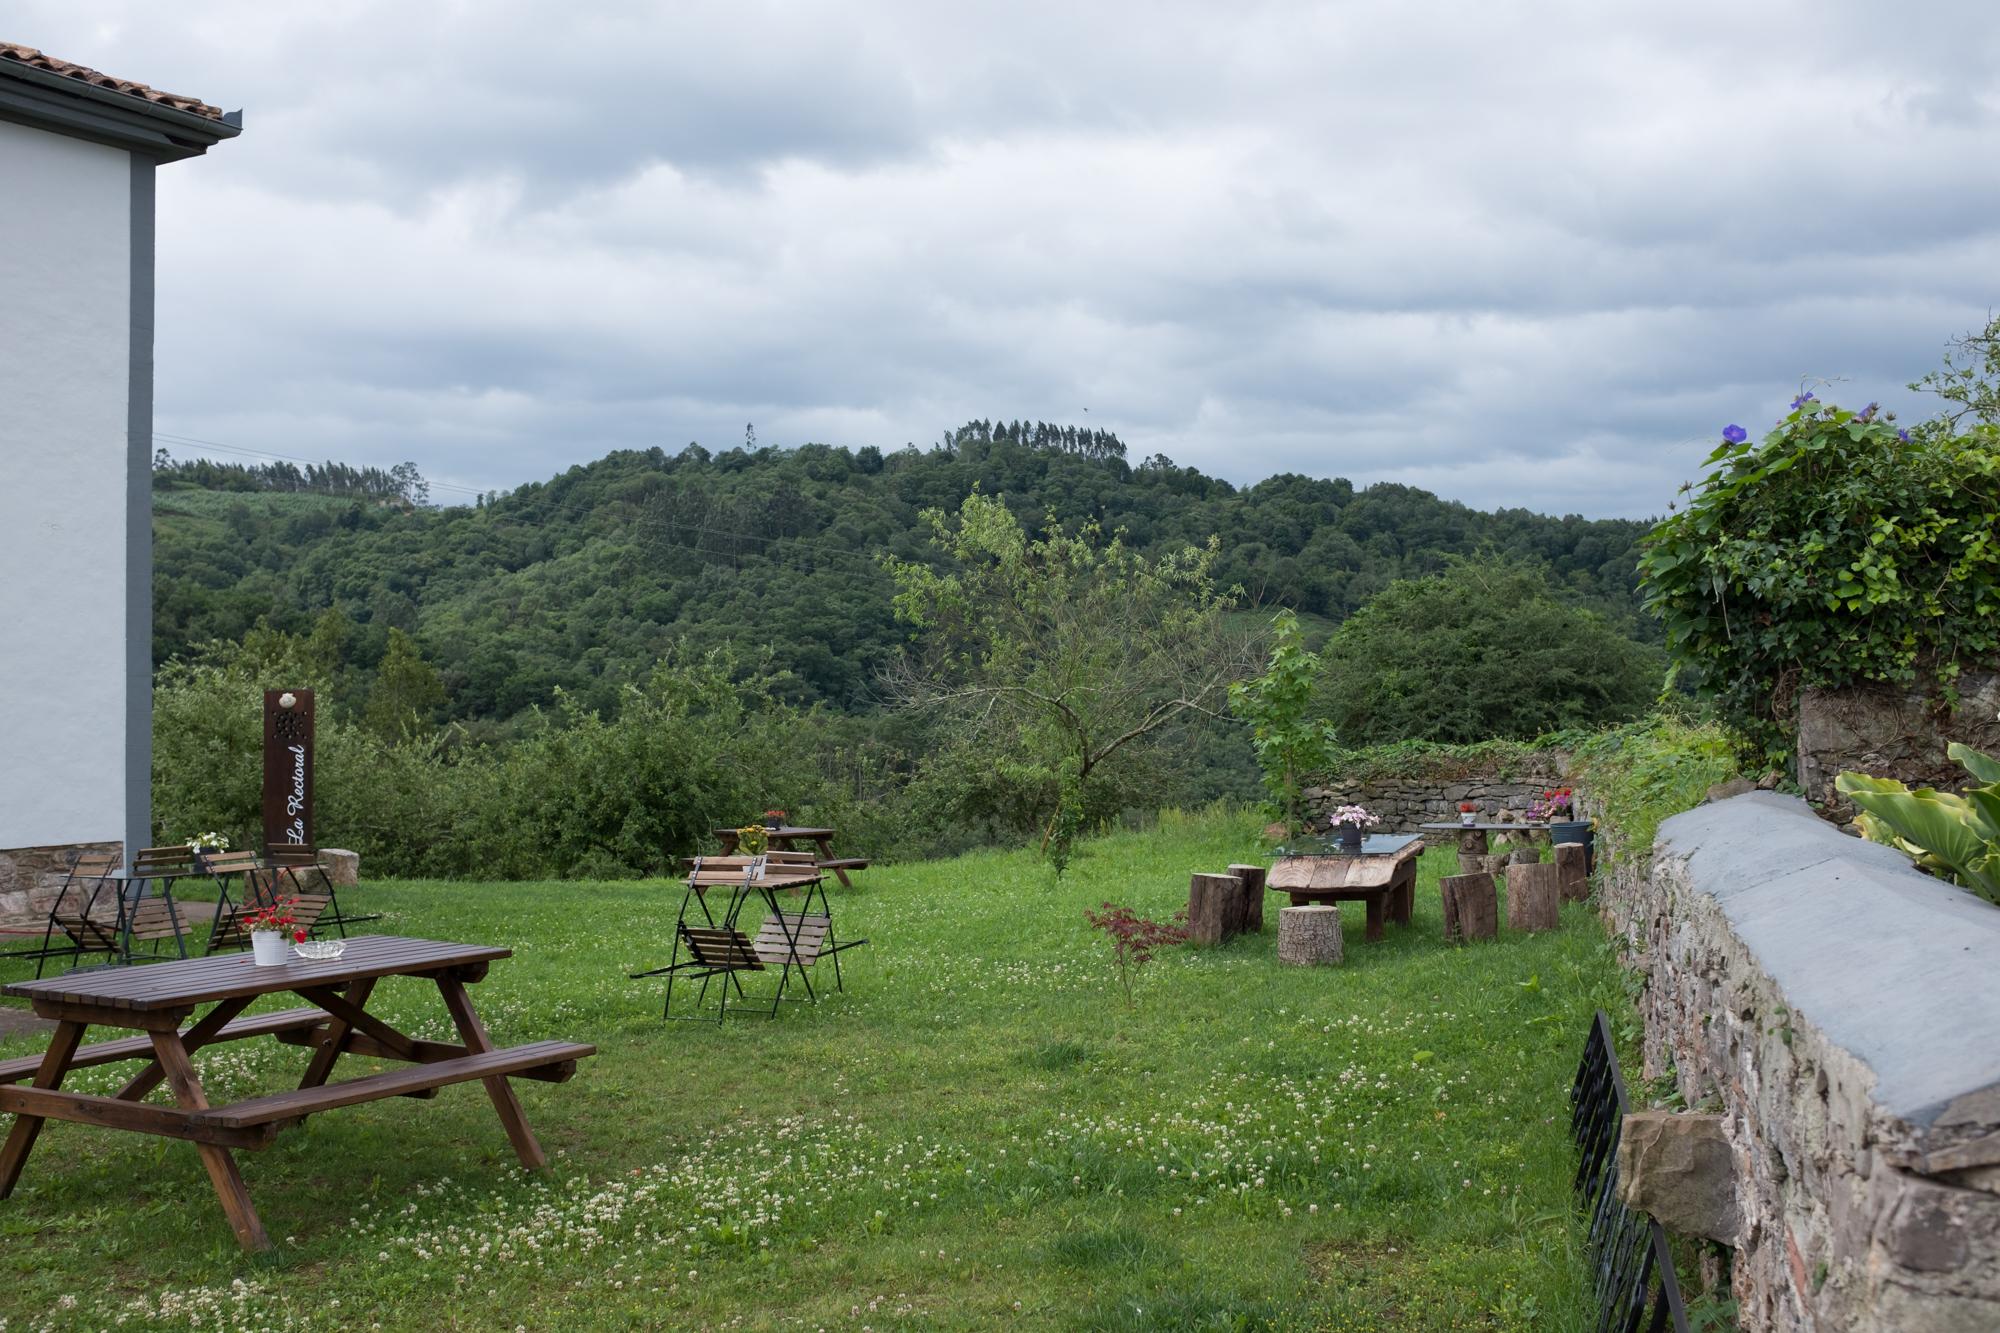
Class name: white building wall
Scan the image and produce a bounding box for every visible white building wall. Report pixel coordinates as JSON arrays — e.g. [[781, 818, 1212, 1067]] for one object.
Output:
[[0, 118, 134, 850]]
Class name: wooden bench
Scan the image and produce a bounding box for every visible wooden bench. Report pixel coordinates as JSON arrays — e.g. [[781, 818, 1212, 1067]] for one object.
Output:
[[816, 857, 870, 873], [189, 1040, 594, 1129]]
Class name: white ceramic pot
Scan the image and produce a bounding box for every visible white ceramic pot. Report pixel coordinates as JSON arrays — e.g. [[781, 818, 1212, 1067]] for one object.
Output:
[[1460, 811, 1477, 825], [250, 931, 289, 966]]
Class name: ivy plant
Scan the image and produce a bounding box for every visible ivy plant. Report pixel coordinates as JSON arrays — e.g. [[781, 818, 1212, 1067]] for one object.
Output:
[[1638, 398, 2000, 763]]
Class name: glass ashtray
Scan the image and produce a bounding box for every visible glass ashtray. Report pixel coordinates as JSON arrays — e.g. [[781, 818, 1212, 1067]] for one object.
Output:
[[292, 939, 346, 961]]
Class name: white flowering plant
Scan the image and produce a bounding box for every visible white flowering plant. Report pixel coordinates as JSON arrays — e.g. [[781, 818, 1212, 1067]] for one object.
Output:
[[185, 831, 231, 853]]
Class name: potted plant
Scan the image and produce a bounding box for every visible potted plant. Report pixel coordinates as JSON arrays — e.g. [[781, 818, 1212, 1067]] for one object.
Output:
[[1541, 787, 1592, 860], [1458, 801, 1478, 826], [763, 808, 787, 832], [1328, 804, 1379, 853], [244, 896, 306, 966], [185, 831, 229, 867], [737, 824, 769, 856]]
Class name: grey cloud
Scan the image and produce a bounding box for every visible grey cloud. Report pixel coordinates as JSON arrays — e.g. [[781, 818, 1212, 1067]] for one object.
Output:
[[15, 0, 1998, 523]]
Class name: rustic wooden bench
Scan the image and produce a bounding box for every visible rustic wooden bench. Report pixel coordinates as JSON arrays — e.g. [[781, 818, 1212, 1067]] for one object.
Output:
[[190, 1040, 592, 1129]]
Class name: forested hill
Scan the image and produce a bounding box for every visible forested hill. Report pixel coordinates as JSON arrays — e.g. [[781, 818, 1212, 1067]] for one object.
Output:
[[153, 429, 1653, 724]]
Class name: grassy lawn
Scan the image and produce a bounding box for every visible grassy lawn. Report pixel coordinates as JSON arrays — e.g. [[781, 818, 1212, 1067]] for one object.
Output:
[[0, 811, 1623, 1331]]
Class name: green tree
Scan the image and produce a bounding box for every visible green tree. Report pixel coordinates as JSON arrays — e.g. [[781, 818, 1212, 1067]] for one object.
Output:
[[1910, 312, 2000, 430], [1229, 609, 1337, 830], [886, 492, 1251, 872], [365, 628, 445, 738], [1314, 561, 1662, 745]]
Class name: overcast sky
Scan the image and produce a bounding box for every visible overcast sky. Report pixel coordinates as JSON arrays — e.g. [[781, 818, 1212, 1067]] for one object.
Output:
[[17, 2, 2000, 518]]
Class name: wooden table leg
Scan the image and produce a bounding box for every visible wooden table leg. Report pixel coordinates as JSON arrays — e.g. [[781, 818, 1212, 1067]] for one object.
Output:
[[435, 974, 548, 1171], [116, 996, 253, 1102], [1364, 895, 1385, 943], [299, 977, 376, 1089], [0, 1020, 84, 1198], [146, 1029, 271, 1251], [814, 836, 853, 888], [716, 830, 740, 854]]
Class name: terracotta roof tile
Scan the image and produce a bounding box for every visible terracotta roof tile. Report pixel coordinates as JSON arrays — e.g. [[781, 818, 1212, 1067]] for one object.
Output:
[[0, 41, 225, 122]]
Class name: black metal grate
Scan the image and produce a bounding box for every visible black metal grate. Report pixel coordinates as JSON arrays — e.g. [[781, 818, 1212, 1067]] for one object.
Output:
[[1570, 1010, 1690, 1333]]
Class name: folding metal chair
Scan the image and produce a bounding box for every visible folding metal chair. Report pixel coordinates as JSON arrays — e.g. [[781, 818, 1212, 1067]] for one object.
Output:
[[24, 850, 123, 977], [262, 844, 378, 937], [631, 853, 867, 1021]]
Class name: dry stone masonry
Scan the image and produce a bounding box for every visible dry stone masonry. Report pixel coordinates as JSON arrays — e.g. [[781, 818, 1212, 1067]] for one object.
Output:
[[1304, 751, 1569, 837], [0, 841, 120, 935], [1601, 792, 2000, 1332]]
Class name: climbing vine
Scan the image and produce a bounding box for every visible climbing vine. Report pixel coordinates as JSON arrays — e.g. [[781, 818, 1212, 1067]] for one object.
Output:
[[1638, 397, 2000, 762]]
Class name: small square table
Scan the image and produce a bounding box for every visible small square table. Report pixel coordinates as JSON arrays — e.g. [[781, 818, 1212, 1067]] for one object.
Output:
[[0, 936, 593, 1251]]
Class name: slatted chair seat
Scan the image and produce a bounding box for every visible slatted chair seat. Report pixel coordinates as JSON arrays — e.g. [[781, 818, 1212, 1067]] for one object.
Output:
[[682, 926, 766, 973]]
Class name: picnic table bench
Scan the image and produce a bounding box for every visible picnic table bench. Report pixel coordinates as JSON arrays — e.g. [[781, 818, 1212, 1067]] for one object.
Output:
[[1266, 834, 1426, 943], [0, 936, 593, 1251]]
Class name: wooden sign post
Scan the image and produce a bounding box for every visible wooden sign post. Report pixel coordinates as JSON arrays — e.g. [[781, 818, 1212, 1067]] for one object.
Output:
[[262, 688, 315, 852]]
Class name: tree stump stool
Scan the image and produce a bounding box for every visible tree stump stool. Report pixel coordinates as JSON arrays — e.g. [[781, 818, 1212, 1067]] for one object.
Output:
[[1439, 872, 1498, 941], [1187, 872, 1248, 944], [1506, 862, 1561, 932], [1277, 905, 1344, 965], [1554, 843, 1590, 903], [1456, 828, 1489, 856], [1227, 864, 1268, 932]]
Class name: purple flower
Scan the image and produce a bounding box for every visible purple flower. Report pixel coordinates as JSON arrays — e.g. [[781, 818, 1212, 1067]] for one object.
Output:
[[1790, 391, 1816, 410], [1898, 428, 1911, 442], [1858, 401, 1879, 421], [1722, 424, 1747, 443]]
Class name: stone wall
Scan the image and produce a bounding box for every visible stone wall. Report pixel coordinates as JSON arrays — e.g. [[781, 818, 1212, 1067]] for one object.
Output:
[[0, 841, 121, 931], [1304, 751, 1569, 836], [1797, 668, 2000, 813], [1600, 792, 2000, 1331]]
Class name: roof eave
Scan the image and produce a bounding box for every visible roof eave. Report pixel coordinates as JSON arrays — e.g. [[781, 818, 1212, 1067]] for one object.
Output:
[[0, 58, 238, 162]]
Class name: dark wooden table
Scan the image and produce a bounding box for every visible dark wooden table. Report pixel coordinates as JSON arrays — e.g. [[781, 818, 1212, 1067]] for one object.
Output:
[[1265, 834, 1426, 942], [0, 936, 593, 1251], [712, 825, 865, 887], [1418, 820, 1554, 856]]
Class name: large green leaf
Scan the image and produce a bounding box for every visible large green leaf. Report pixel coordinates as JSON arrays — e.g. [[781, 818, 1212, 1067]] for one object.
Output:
[[1837, 772, 2000, 900], [1949, 742, 2000, 785]]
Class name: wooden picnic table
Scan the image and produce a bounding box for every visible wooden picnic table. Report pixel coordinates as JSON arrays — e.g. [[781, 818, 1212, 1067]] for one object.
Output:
[[711, 825, 868, 887], [0, 935, 593, 1251], [1266, 834, 1426, 943]]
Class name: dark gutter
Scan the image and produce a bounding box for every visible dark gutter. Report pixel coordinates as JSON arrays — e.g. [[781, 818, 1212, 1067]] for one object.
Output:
[[0, 58, 239, 161]]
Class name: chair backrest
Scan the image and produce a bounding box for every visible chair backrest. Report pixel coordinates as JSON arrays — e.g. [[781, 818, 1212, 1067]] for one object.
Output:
[[132, 845, 199, 878], [198, 850, 264, 879], [763, 849, 818, 868], [263, 843, 322, 868], [753, 911, 829, 966], [51, 854, 121, 924], [61, 850, 121, 885]]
